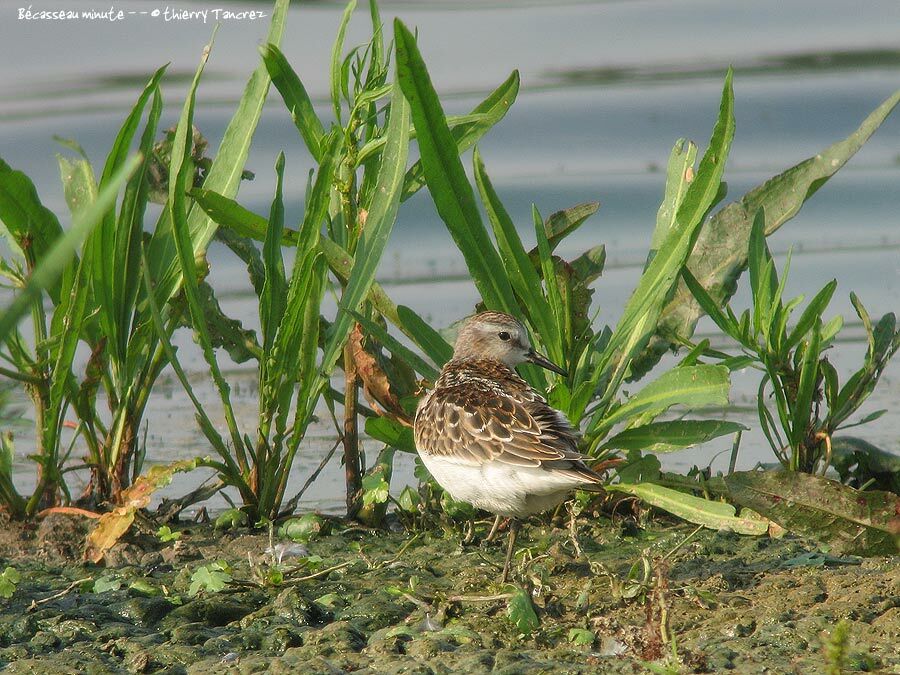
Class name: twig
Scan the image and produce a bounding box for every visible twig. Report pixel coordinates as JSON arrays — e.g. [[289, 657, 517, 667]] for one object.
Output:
[[400, 592, 432, 611], [28, 578, 91, 612], [728, 430, 742, 475], [284, 560, 354, 583], [661, 525, 704, 563], [379, 533, 421, 569], [447, 593, 513, 603], [279, 437, 342, 517]]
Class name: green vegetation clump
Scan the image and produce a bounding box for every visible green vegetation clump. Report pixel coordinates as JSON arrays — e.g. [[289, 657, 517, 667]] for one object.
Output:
[[0, 0, 898, 566]]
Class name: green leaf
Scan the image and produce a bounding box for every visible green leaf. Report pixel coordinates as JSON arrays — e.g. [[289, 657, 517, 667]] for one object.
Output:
[[790, 319, 822, 451], [635, 87, 900, 377], [330, 0, 357, 124], [650, 138, 698, 252], [725, 471, 900, 556], [189, 562, 232, 596], [361, 470, 390, 506], [599, 69, 734, 395], [0, 157, 70, 304], [474, 149, 554, 349], [262, 43, 325, 161], [602, 420, 747, 454], [57, 154, 98, 219], [398, 485, 420, 513], [785, 280, 836, 348], [614, 449, 661, 484], [394, 19, 518, 313], [260, 154, 288, 358], [506, 585, 540, 635], [533, 204, 565, 359], [93, 575, 123, 594], [91, 65, 166, 364], [279, 513, 326, 543], [0, 156, 141, 342], [609, 482, 768, 535], [567, 628, 596, 646], [156, 525, 181, 543], [400, 71, 520, 201], [544, 201, 600, 253], [595, 364, 731, 435], [0, 566, 20, 599], [365, 416, 417, 453], [148, 0, 289, 308], [165, 27, 246, 467]]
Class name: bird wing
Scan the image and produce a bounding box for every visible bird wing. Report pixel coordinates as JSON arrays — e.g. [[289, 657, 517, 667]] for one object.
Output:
[[415, 383, 601, 484]]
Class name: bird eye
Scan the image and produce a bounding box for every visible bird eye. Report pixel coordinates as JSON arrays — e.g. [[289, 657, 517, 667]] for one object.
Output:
[[498, 331, 511, 341]]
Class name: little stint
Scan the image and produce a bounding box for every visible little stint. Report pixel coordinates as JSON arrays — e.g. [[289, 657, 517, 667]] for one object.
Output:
[[414, 311, 603, 582]]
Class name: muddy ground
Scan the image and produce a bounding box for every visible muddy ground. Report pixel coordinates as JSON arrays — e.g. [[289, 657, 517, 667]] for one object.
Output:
[[0, 510, 896, 674]]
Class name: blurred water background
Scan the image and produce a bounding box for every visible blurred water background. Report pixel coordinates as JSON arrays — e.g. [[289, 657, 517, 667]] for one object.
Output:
[[1, 0, 898, 513]]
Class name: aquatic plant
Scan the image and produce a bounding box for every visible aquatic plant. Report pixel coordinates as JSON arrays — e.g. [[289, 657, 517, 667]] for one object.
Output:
[[190, 0, 518, 520], [0, 149, 141, 514], [354, 18, 900, 529], [171, 0, 415, 521], [685, 211, 900, 474], [0, 2, 289, 516]]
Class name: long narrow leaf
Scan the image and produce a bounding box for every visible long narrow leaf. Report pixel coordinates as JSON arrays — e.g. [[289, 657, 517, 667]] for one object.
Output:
[[598, 69, 735, 398], [394, 20, 517, 313], [790, 319, 822, 452], [330, 0, 357, 125], [610, 482, 768, 535], [474, 149, 554, 350], [0, 156, 141, 341], [595, 364, 731, 437], [400, 71, 520, 201], [167, 30, 248, 473], [261, 43, 325, 161], [602, 420, 747, 454], [635, 87, 900, 377]]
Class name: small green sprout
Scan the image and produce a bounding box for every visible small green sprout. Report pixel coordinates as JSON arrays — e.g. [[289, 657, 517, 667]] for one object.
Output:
[[189, 561, 232, 597], [0, 567, 21, 599], [156, 525, 181, 542]]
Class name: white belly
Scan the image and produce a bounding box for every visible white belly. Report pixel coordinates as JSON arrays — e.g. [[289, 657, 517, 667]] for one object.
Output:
[[418, 452, 586, 518]]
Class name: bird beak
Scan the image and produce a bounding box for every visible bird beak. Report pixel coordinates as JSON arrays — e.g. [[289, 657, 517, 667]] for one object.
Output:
[[526, 349, 568, 376]]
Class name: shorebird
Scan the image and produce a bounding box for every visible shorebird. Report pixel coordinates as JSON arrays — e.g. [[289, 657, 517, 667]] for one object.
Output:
[[414, 311, 604, 582]]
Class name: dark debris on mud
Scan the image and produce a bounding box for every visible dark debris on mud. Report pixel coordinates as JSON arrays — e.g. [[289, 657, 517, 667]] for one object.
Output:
[[0, 511, 897, 674]]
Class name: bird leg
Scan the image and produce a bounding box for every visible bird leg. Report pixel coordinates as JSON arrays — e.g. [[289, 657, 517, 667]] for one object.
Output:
[[501, 519, 520, 583], [485, 515, 503, 542]]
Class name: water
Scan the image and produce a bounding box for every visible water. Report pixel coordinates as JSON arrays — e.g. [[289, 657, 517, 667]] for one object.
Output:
[[1, 0, 899, 513]]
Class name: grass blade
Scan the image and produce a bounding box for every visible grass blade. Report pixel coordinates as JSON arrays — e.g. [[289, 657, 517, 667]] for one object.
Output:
[[473, 149, 554, 348], [166, 29, 247, 472], [148, 0, 289, 306], [595, 69, 734, 402]]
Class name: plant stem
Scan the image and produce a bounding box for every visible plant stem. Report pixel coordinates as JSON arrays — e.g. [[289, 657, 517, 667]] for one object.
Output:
[[343, 343, 362, 518]]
